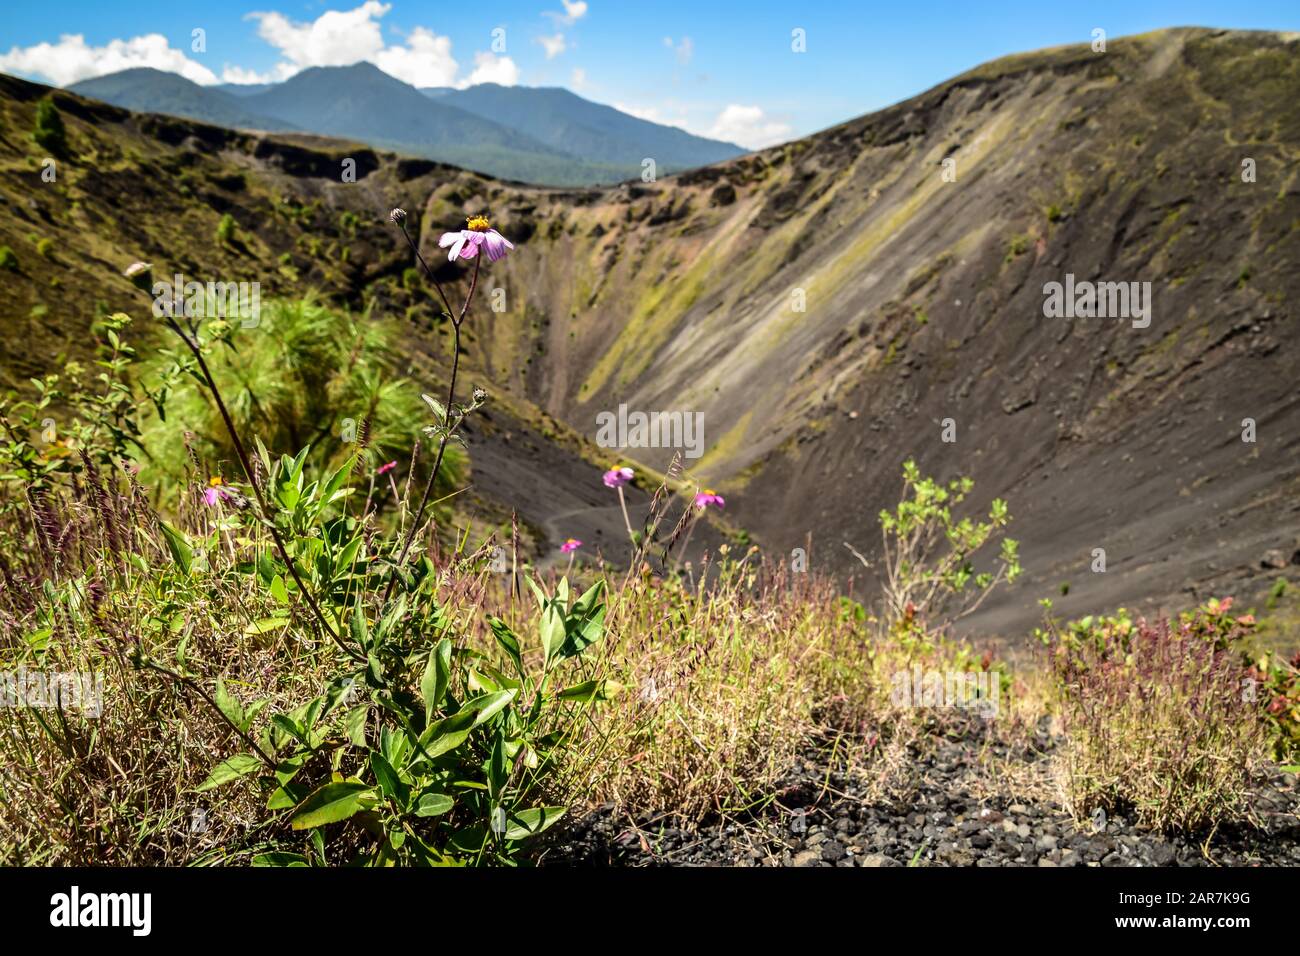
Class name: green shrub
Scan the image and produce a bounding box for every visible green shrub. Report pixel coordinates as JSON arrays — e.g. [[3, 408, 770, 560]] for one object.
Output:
[[32, 98, 68, 156], [139, 296, 464, 501], [1043, 600, 1278, 831], [217, 213, 237, 245], [0, 246, 16, 270], [863, 459, 1021, 633]]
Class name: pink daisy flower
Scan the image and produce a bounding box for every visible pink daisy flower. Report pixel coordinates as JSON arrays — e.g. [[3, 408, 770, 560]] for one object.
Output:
[[439, 215, 514, 263], [694, 489, 725, 510], [560, 538, 582, 554], [203, 477, 233, 506], [603, 466, 634, 488]]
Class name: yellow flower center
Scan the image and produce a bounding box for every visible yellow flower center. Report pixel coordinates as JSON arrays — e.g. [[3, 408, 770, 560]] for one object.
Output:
[[466, 215, 491, 231], [209, 476, 224, 487]]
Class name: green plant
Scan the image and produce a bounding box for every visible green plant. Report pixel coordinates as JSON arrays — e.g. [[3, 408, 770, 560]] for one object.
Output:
[[32, 98, 68, 156], [851, 460, 1021, 635], [137, 296, 462, 503], [1044, 603, 1268, 832], [217, 213, 237, 246], [174, 450, 613, 864], [0, 246, 17, 270]]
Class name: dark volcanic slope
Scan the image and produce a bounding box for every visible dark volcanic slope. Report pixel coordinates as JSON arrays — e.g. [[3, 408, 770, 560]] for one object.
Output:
[[431, 27, 1300, 633]]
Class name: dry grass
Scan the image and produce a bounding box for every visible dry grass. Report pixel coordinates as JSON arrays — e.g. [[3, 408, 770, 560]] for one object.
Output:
[[1047, 615, 1269, 832]]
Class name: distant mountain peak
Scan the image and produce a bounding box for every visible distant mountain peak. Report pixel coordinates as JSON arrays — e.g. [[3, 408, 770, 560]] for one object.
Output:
[[67, 62, 744, 185]]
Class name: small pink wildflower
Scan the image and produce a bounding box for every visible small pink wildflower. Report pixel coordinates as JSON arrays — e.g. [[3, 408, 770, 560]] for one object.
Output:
[[203, 476, 233, 506], [603, 466, 634, 488], [694, 489, 725, 510], [560, 538, 582, 554], [376, 460, 397, 476], [439, 215, 514, 262]]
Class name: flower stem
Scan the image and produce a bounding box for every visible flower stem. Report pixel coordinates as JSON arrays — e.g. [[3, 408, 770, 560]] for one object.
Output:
[[163, 316, 362, 663], [385, 238, 482, 601], [617, 486, 635, 541]]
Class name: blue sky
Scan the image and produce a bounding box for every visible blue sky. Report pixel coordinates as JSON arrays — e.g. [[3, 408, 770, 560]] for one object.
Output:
[[2, 1, 1297, 147]]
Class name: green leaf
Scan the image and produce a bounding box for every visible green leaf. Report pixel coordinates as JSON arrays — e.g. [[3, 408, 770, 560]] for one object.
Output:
[[561, 604, 605, 659], [196, 753, 262, 792], [271, 714, 310, 747], [421, 393, 447, 422], [244, 616, 290, 636], [213, 679, 246, 731], [461, 689, 516, 728], [369, 750, 408, 803], [487, 736, 507, 801], [334, 536, 363, 577], [571, 579, 606, 618], [525, 575, 548, 610], [448, 825, 488, 854], [418, 710, 477, 758], [269, 575, 290, 604], [504, 806, 566, 840], [251, 852, 309, 867], [345, 706, 368, 746], [414, 793, 454, 817], [350, 607, 371, 651], [489, 617, 523, 677], [556, 679, 615, 703], [158, 521, 193, 574], [290, 781, 371, 830], [539, 602, 566, 663], [321, 458, 354, 501], [420, 638, 452, 725], [467, 668, 501, 693], [267, 782, 311, 810], [561, 579, 606, 658]]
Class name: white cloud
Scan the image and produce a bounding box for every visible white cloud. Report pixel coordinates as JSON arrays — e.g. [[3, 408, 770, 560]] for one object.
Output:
[[611, 101, 690, 129], [570, 67, 588, 90], [537, 33, 567, 60], [373, 26, 458, 87], [458, 52, 520, 88], [242, 1, 450, 86], [614, 101, 662, 123], [545, 1, 588, 26], [663, 35, 693, 66], [706, 104, 792, 149], [0, 33, 217, 87], [2, 3, 541, 95], [220, 63, 295, 85], [246, 1, 390, 69]]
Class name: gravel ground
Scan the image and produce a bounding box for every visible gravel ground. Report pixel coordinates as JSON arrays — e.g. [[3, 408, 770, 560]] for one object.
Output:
[[548, 734, 1300, 868]]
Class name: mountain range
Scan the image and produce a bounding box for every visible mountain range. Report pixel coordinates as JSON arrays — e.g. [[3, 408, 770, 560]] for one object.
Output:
[[66, 63, 744, 185], [2, 27, 1297, 637]]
